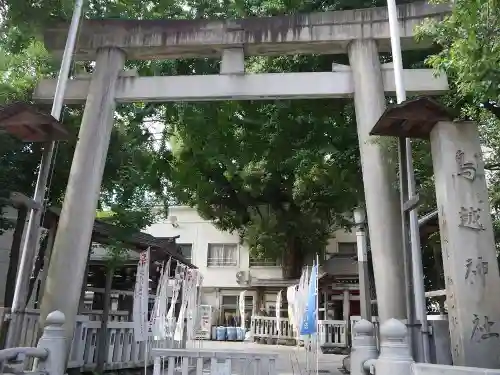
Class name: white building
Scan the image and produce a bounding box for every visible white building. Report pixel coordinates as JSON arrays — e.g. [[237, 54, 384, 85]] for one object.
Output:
[[146, 206, 357, 325], [0, 204, 359, 323]]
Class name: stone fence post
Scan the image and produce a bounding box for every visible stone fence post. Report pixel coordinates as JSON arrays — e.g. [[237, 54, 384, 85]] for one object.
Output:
[[35, 311, 67, 375], [350, 319, 378, 375], [374, 319, 414, 375]]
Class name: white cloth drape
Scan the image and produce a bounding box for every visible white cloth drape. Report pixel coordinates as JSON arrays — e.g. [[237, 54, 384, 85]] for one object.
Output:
[[133, 248, 150, 342]]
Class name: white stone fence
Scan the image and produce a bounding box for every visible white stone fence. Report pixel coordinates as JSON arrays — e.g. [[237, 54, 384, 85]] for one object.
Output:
[[151, 348, 278, 375], [250, 316, 348, 347], [0, 308, 171, 372], [350, 319, 500, 375], [0, 311, 66, 375]]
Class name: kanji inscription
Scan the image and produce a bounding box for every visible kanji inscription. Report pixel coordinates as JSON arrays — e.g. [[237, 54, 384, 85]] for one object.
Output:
[[456, 150, 477, 181], [465, 257, 489, 286], [471, 315, 499, 342], [459, 206, 485, 231]]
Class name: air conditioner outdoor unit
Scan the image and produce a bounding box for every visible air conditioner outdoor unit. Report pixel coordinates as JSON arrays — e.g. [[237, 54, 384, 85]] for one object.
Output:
[[236, 271, 250, 285]]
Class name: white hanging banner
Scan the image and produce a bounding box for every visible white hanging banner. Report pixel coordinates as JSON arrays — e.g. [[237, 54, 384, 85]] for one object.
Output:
[[166, 265, 181, 338], [152, 357, 161, 375], [133, 248, 150, 342], [276, 290, 282, 337], [186, 270, 203, 340], [174, 265, 189, 341], [239, 290, 246, 329], [295, 267, 309, 341], [151, 257, 171, 340], [286, 286, 296, 327]]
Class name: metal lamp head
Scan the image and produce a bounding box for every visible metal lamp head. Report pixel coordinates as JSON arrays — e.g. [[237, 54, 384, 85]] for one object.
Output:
[[353, 207, 366, 225]]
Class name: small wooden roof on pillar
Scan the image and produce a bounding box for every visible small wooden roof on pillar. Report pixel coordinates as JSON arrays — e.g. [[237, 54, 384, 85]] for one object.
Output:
[[0, 192, 41, 211], [369, 97, 455, 139], [0, 102, 70, 142], [369, 97, 453, 236]]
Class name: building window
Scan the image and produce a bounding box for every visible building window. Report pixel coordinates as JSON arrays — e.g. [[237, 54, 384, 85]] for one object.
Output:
[[220, 295, 254, 326], [207, 243, 238, 267], [249, 254, 280, 267], [178, 244, 192, 262], [221, 295, 238, 325], [266, 300, 289, 318], [338, 242, 357, 254]]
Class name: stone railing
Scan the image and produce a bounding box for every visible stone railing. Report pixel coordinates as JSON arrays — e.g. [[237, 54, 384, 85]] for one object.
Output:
[[67, 317, 171, 371], [151, 348, 278, 375], [350, 318, 500, 375], [318, 320, 348, 348], [1, 308, 173, 372], [80, 310, 130, 322], [0, 311, 66, 375], [250, 316, 348, 348], [250, 316, 295, 343]]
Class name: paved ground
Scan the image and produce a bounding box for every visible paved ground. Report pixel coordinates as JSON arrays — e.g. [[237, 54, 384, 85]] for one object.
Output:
[[184, 340, 346, 375]]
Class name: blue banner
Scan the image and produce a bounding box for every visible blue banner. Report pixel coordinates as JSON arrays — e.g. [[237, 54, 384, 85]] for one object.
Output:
[[300, 264, 318, 335]]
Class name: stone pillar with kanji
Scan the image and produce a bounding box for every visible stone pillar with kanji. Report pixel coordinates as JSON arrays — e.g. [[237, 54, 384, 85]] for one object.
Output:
[[430, 120, 500, 368]]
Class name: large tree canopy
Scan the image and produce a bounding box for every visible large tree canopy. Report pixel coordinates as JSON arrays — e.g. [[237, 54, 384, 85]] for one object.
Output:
[[0, 29, 169, 236], [1, 0, 499, 285], [167, 96, 362, 277]]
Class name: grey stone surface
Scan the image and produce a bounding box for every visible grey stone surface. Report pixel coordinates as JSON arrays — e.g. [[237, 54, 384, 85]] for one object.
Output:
[[38, 48, 126, 359], [428, 319, 452, 365], [412, 363, 500, 375], [350, 320, 377, 375], [32, 69, 448, 104], [183, 340, 344, 375], [348, 39, 406, 323], [375, 319, 414, 375], [430, 121, 500, 368], [43, 2, 450, 60]]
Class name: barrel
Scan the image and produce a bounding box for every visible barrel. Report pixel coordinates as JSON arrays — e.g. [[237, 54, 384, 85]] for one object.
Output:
[[216, 326, 227, 341], [226, 327, 237, 341], [236, 327, 245, 341]]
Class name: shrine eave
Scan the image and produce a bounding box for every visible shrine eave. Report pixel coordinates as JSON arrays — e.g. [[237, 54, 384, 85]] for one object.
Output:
[[0, 102, 70, 142], [42, 206, 196, 268], [369, 97, 455, 139]]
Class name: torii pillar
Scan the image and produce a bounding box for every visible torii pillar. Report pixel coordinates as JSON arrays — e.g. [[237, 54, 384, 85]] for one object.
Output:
[[33, 3, 450, 349], [348, 39, 407, 322], [370, 98, 500, 368], [38, 47, 126, 359]]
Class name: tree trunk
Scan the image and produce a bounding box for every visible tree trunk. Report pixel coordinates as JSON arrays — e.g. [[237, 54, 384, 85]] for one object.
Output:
[[97, 266, 114, 373], [281, 237, 304, 279]]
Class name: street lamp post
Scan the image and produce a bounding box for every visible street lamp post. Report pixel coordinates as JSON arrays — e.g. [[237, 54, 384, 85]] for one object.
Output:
[[353, 207, 372, 322]]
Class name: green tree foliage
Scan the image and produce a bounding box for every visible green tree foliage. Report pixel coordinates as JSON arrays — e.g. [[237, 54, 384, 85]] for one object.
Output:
[[0, 0, 434, 280], [0, 29, 168, 240], [418, 0, 500, 251], [3, 0, 500, 284], [167, 96, 362, 277]]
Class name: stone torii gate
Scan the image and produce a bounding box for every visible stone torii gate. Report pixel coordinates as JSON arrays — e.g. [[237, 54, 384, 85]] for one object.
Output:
[[33, 1, 450, 355]]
